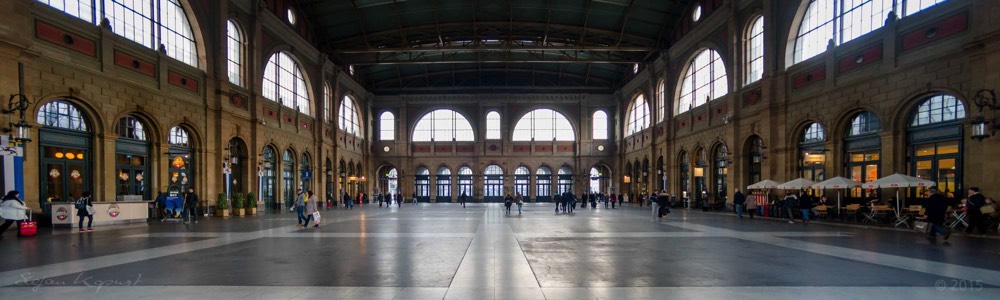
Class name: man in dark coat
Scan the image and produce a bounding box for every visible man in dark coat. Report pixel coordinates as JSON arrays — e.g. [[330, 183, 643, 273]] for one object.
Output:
[[183, 187, 199, 224], [924, 187, 951, 243], [965, 187, 988, 235], [733, 189, 746, 219]]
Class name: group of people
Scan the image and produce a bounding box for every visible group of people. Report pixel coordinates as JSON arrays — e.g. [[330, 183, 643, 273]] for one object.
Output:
[[376, 192, 402, 208], [293, 189, 320, 228], [503, 193, 525, 214], [155, 188, 201, 224], [732, 189, 835, 224]]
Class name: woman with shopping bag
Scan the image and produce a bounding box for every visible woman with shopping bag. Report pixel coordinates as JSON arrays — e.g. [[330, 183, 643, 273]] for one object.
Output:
[[304, 191, 320, 228], [0, 190, 30, 238]]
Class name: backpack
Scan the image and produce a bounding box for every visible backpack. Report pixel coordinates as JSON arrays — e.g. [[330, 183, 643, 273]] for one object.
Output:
[[75, 198, 87, 210]]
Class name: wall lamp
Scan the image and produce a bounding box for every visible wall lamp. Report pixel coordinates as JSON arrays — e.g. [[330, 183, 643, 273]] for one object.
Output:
[[3, 94, 33, 144], [971, 89, 1000, 141]]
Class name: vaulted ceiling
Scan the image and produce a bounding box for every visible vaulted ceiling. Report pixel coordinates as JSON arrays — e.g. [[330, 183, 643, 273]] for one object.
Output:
[[299, 0, 691, 95]]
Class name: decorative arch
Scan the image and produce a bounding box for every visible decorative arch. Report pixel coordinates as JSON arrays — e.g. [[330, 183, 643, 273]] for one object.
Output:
[[340, 94, 362, 137], [33, 96, 103, 134], [892, 89, 969, 132], [111, 111, 162, 143], [262, 50, 313, 115]]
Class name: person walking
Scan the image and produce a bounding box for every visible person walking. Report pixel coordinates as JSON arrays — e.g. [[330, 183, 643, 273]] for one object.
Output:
[[965, 187, 988, 235], [610, 193, 616, 209], [924, 187, 952, 243], [650, 192, 660, 220], [733, 189, 746, 219], [77, 191, 95, 231], [604, 193, 610, 209], [304, 191, 319, 228], [799, 193, 813, 224], [782, 192, 798, 224], [504, 194, 514, 215], [346, 193, 355, 210], [294, 189, 307, 228], [181, 188, 198, 224], [460, 191, 468, 208], [746, 192, 757, 219], [0, 191, 29, 238], [377, 193, 384, 208], [516, 192, 524, 215], [656, 192, 670, 220]]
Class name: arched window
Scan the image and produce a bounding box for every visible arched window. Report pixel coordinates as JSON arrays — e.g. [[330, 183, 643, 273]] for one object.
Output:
[[37, 0, 199, 66], [323, 84, 333, 124], [458, 167, 473, 198], [282, 149, 296, 207], [226, 20, 243, 86], [590, 167, 601, 193], [656, 79, 666, 122], [514, 166, 530, 198], [436, 167, 452, 201], [746, 16, 764, 85], [116, 115, 147, 141], [626, 94, 650, 136], [168, 126, 189, 146], [800, 123, 826, 182], [263, 51, 310, 115], [261, 146, 277, 210], [486, 111, 501, 140], [849, 111, 881, 136], [379, 111, 395, 141], [536, 166, 552, 201], [905, 0, 947, 16], [678, 151, 689, 198], [678, 49, 728, 114], [747, 137, 764, 185], [340, 96, 361, 137], [484, 165, 504, 201], [300, 153, 312, 191], [592, 110, 608, 140], [713, 145, 729, 202], [37, 101, 89, 131], [413, 109, 475, 142], [910, 94, 966, 127], [844, 112, 881, 197], [513, 109, 574, 141], [908, 93, 965, 199]]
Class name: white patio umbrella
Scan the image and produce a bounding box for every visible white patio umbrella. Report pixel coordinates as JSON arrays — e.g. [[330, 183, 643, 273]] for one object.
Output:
[[777, 178, 815, 190], [747, 179, 781, 190], [811, 176, 863, 215], [861, 173, 935, 215]]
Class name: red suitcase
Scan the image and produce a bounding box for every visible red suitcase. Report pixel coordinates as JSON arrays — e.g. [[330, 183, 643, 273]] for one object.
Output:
[[19, 210, 36, 237]]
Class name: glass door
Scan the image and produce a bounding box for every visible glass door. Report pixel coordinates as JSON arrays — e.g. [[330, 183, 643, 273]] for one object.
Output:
[[41, 147, 89, 203]]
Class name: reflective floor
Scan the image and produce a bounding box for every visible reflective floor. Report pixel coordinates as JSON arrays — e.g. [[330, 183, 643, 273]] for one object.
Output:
[[1, 203, 998, 299]]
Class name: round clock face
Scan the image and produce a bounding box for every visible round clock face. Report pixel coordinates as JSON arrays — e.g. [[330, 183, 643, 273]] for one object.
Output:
[[383, 146, 391, 152], [597, 145, 605, 151]]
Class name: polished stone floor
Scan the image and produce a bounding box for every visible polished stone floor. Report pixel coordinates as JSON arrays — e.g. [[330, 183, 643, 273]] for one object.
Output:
[[1, 203, 999, 299]]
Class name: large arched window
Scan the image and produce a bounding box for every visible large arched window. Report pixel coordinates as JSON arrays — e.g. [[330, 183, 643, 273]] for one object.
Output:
[[263, 51, 310, 114], [415, 167, 430, 200], [678, 49, 728, 114], [486, 111, 501, 140], [323, 84, 333, 124], [37, 1, 199, 67], [282, 149, 296, 207], [557, 166, 574, 194], [536, 166, 552, 201], [413, 109, 475, 142], [592, 110, 608, 140], [656, 79, 666, 122], [626, 94, 650, 136], [908, 94, 965, 199], [513, 109, 574, 141], [115, 115, 151, 199], [116, 115, 147, 141], [745, 16, 764, 85], [226, 20, 243, 86], [340, 96, 361, 137], [379, 111, 395, 141], [792, 1, 943, 65], [800, 123, 826, 182]]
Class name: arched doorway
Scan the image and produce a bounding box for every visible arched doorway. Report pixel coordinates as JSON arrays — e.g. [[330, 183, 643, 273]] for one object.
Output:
[[261, 146, 277, 211], [227, 138, 247, 196], [623, 163, 633, 197], [745, 136, 763, 186], [799, 123, 826, 182], [589, 165, 611, 194], [535, 166, 552, 202], [436, 167, 452, 202], [37, 100, 92, 205], [514, 166, 530, 200], [115, 115, 152, 200], [713, 144, 729, 204], [300, 152, 312, 193], [843, 112, 880, 198], [458, 166, 473, 199], [677, 151, 690, 201], [166, 126, 195, 197], [484, 164, 504, 202], [414, 166, 430, 202], [282, 149, 296, 209], [557, 166, 574, 195], [907, 94, 965, 201]]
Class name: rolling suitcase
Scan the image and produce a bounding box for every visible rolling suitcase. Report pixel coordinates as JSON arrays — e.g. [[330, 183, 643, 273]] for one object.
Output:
[[19, 209, 37, 237]]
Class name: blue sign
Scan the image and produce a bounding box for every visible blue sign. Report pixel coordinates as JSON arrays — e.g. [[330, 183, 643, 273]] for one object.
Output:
[[301, 170, 312, 180]]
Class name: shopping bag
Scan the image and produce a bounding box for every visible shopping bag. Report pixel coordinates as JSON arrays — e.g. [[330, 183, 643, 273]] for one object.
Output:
[[311, 211, 321, 225], [913, 221, 928, 232]]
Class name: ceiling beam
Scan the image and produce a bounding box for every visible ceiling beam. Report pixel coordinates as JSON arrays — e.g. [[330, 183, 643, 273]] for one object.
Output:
[[349, 0, 372, 48], [324, 22, 658, 47], [334, 45, 653, 54], [371, 68, 615, 85], [615, 0, 636, 47]]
